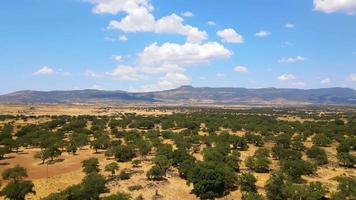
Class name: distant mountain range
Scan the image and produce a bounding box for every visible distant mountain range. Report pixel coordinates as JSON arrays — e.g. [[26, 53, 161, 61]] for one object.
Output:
[[1, 86, 356, 105]]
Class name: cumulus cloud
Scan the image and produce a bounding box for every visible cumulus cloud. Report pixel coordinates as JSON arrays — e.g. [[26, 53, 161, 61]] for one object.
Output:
[[321, 78, 331, 84], [278, 74, 296, 81], [313, 0, 356, 15], [138, 42, 232, 66], [181, 11, 194, 17], [278, 56, 305, 63], [285, 23, 295, 28], [255, 30, 271, 37], [88, 0, 207, 43], [347, 74, 356, 81], [89, 0, 154, 15], [32, 66, 55, 76], [207, 21, 216, 26], [234, 66, 248, 73], [217, 28, 244, 44]]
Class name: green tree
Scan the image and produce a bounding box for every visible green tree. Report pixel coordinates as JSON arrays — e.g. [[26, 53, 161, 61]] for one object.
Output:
[[82, 158, 100, 175], [146, 165, 166, 180], [281, 159, 316, 183], [306, 146, 328, 165], [105, 162, 119, 175], [187, 161, 237, 199], [239, 173, 257, 192], [34, 149, 50, 164], [265, 172, 287, 200], [1, 165, 35, 200]]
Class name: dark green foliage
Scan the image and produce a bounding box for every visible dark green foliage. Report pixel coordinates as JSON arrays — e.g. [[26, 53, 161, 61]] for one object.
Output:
[[246, 148, 271, 173], [114, 145, 136, 162], [0, 181, 36, 200], [81, 173, 107, 199], [119, 171, 131, 180], [1, 165, 35, 200], [105, 162, 119, 175], [187, 161, 237, 199], [272, 147, 302, 161], [275, 133, 291, 149], [281, 159, 316, 182], [331, 177, 356, 200], [312, 134, 332, 147], [2, 165, 28, 182], [146, 165, 166, 180], [266, 172, 287, 200], [306, 146, 328, 165], [283, 182, 327, 200], [245, 132, 264, 147], [238, 173, 257, 192], [82, 158, 100, 174], [337, 152, 356, 168]]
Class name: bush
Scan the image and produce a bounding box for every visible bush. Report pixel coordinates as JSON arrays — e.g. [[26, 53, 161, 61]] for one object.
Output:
[[281, 159, 316, 182], [306, 146, 328, 165], [146, 165, 166, 180], [266, 172, 287, 200], [119, 171, 131, 180], [312, 134, 332, 147], [238, 173, 257, 192]]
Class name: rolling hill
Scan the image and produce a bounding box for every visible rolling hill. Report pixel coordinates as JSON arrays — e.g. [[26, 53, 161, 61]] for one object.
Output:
[[1, 86, 356, 105]]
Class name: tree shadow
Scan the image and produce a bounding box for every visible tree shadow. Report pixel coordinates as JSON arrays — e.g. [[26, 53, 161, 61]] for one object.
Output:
[[0, 162, 9, 166], [47, 158, 65, 165]]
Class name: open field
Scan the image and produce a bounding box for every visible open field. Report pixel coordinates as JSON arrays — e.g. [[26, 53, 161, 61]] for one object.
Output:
[[0, 104, 355, 200]]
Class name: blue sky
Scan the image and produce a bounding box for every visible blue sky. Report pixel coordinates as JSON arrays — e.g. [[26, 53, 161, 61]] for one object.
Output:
[[0, 0, 356, 94]]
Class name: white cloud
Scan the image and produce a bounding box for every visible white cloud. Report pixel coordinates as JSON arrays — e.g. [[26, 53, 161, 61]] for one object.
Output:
[[89, 0, 207, 43], [216, 73, 225, 77], [217, 28, 244, 44], [207, 21, 216, 26], [255, 30, 271, 37], [278, 56, 305, 63], [278, 74, 296, 81], [321, 78, 331, 84], [291, 82, 305, 87], [119, 35, 128, 41], [313, 0, 356, 15], [234, 66, 248, 73], [353, 51, 356, 55], [109, 65, 147, 81], [285, 23, 295, 28], [181, 11, 194, 17], [138, 42, 232, 66], [32, 66, 55, 76], [347, 74, 356, 81], [112, 55, 123, 62], [89, 0, 154, 15]]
